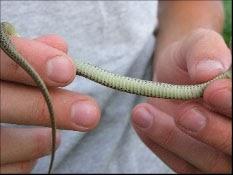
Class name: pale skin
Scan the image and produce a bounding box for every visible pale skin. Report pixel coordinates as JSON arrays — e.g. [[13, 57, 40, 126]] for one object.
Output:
[[131, 0, 232, 173], [0, 1, 232, 174], [1, 35, 101, 173]]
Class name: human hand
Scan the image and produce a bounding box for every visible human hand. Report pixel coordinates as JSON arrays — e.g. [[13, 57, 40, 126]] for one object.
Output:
[[131, 29, 232, 173], [0, 35, 101, 173]]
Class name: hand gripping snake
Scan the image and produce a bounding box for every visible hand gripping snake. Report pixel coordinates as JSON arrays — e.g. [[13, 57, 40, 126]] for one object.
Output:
[[0, 22, 231, 173]]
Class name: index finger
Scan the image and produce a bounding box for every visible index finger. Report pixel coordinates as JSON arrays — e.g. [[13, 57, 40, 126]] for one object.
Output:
[[0, 36, 76, 87], [204, 79, 232, 117], [147, 98, 232, 155]]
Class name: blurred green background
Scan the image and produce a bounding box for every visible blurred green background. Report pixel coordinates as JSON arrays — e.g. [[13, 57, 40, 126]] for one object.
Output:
[[223, 0, 232, 44]]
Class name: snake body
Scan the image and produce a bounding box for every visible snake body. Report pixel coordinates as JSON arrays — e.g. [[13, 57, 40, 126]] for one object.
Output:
[[75, 60, 231, 99], [0, 22, 231, 173]]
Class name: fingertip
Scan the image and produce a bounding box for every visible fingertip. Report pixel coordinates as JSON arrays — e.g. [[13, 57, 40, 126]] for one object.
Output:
[[46, 55, 76, 86], [34, 35, 76, 86], [131, 103, 151, 120], [131, 103, 162, 131], [203, 79, 231, 101], [188, 59, 226, 82], [132, 104, 154, 129], [4, 36, 76, 87], [203, 79, 232, 116], [184, 28, 232, 83], [70, 97, 101, 131]]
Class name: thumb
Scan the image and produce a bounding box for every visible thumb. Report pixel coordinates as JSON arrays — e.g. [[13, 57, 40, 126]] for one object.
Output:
[[181, 28, 231, 83]]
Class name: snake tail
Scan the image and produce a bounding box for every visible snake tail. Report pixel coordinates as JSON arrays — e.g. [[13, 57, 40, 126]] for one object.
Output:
[[0, 22, 56, 174]]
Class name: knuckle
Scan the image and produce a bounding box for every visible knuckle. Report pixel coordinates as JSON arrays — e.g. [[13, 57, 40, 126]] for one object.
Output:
[[1, 46, 30, 81], [160, 125, 177, 146], [50, 34, 68, 52], [183, 28, 225, 59], [207, 151, 229, 173], [195, 29, 224, 48], [175, 163, 199, 174], [79, 94, 96, 104], [8, 58, 22, 78], [191, 28, 220, 40], [217, 132, 232, 154], [39, 34, 68, 52], [177, 101, 199, 117], [33, 92, 49, 125]]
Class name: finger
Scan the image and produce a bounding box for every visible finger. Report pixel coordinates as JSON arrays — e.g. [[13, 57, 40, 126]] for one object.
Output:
[[175, 101, 232, 155], [155, 28, 231, 84], [203, 79, 232, 117], [34, 34, 68, 53], [182, 28, 231, 83], [148, 98, 232, 155], [1, 82, 101, 131], [0, 127, 60, 164], [0, 36, 76, 87], [135, 131, 200, 173], [131, 103, 231, 173], [0, 159, 37, 174]]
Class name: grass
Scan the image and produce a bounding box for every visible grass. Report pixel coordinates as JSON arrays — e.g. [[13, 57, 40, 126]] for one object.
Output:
[[223, 0, 232, 44]]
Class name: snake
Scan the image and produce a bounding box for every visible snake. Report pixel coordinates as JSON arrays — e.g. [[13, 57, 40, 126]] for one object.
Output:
[[0, 21, 231, 173]]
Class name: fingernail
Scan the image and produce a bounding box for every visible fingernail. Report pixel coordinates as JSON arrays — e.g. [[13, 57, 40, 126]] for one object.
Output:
[[132, 108, 153, 129], [71, 101, 97, 128], [177, 109, 206, 132], [190, 60, 224, 79], [47, 56, 73, 83]]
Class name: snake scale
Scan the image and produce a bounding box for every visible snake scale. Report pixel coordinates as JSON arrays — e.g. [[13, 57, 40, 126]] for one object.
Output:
[[0, 22, 231, 173]]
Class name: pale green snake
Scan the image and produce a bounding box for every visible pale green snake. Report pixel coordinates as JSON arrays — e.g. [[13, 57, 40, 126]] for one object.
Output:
[[0, 22, 231, 173]]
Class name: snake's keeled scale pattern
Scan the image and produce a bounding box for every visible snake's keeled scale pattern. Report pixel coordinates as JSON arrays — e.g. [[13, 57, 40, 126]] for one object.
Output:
[[75, 60, 231, 100]]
